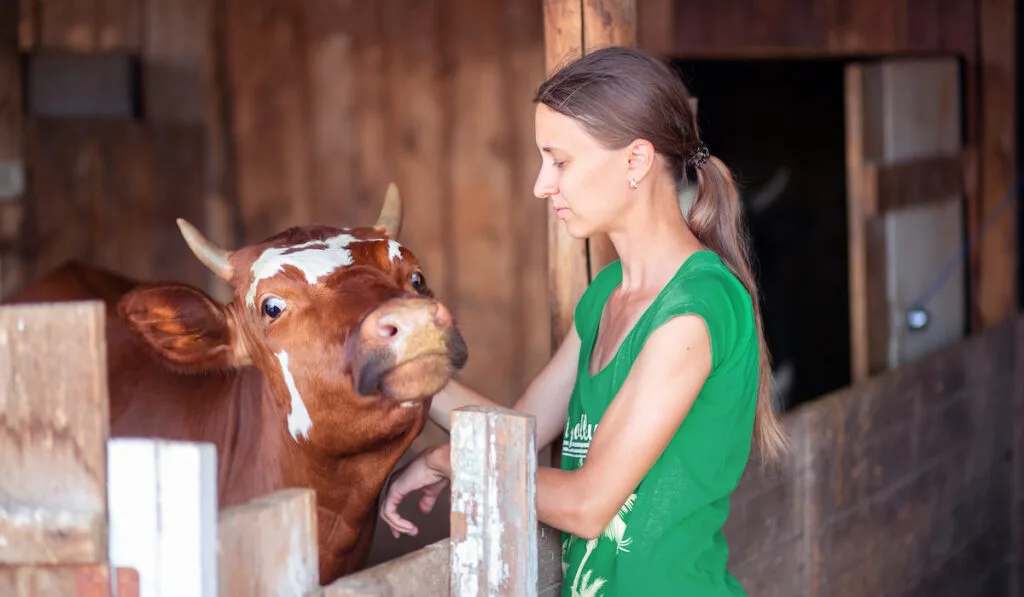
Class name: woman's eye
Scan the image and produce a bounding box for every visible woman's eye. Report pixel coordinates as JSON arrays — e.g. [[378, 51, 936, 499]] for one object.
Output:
[[411, 272, 426, 292], [262, 297, 286, 319]]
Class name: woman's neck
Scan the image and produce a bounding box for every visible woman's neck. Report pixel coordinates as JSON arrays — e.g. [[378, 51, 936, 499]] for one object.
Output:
[[606, 178, 704, 293]]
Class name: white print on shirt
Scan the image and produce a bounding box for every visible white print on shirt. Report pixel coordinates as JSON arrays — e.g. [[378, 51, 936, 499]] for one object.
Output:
[[562, 413, 598, 460]]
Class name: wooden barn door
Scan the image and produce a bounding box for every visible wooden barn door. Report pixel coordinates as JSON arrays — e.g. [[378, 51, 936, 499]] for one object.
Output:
[[845, 57, 967, 381]]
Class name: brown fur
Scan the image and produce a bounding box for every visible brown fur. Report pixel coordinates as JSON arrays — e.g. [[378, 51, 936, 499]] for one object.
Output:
[[3, 224, 466, 584]]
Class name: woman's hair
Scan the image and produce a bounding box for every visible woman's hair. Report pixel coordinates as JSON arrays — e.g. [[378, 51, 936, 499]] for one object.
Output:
[[534, 46, 789, 467]]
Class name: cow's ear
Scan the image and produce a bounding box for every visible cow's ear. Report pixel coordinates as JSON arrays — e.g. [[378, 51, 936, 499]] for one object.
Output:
[[118, 284, 250, 372]]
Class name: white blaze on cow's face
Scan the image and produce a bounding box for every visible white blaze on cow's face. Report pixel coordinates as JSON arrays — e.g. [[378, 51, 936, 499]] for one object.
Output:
[[276, 350, 314, 441], [246, 232, 404, 308]]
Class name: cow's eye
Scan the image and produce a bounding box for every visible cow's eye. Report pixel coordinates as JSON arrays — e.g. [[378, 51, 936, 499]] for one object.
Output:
[[410, 272, 426, 292], [262, 297, 286, 319]]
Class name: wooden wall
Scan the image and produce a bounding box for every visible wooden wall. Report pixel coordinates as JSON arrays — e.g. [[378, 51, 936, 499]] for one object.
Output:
[[219, 0, 551, 407]]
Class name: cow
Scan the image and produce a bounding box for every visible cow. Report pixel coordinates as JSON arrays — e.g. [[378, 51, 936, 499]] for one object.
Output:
[[2, 184, 468, 585]]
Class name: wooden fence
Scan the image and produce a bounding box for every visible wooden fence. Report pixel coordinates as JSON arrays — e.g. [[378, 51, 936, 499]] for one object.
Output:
[[0, 300, 548, 597]]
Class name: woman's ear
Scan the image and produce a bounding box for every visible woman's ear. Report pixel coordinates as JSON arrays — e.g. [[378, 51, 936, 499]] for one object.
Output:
[[626, 139, 656, 184]]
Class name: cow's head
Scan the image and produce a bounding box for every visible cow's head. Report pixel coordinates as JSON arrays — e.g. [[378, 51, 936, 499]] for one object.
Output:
[[117, 184, 468, 453]]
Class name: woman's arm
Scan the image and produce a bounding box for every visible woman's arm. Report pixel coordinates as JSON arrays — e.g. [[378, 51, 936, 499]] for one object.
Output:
[[428, 322, 582, 452], [536, 313, 712, 539]]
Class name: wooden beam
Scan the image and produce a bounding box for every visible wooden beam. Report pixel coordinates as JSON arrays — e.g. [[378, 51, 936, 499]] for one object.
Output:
[[874, 154, 965, 214], [971, 0, 1018, 331], [449, 406, 538, 597], [0, 301, 110, 565], [218, 489, 319, 597]]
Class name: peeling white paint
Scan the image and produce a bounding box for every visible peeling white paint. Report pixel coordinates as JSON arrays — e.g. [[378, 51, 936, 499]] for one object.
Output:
[[276, 351, 313, 441]]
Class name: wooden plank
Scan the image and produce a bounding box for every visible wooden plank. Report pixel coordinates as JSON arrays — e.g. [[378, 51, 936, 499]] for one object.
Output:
[[107, 438, 218, 597], [874, 155, 964, 213], [506, 0, 551, 388], [348, 2, 393, 227], [303, 0, 355, 226], [542, 0, 588, 350], [637, 0, 673, 55], [450, 406, 538, 597], [0, 301, 109, 565], [382, 0, 448, 307], [95, 0, 139, 50], [218, 488, 319, 597], [223, 0, 313, 242], [141, 0, 207, 122], [449, 0, 519, 404], [843, 64, 873, 382], [18, 0, 37, 50], [0, 564, 114, 596], [971, 0, 1017, 331], [320, 541, 450, 597], [827, 0, 898, 54], [38, 0, 97, 51], [580, 0, 635, 277]]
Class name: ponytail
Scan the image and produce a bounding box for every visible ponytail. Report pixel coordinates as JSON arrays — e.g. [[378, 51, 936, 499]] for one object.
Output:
[[689, 155, 789, 468]]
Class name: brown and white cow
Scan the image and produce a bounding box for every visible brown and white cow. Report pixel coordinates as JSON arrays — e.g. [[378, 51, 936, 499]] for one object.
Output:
[[2, 185, 467, 584]]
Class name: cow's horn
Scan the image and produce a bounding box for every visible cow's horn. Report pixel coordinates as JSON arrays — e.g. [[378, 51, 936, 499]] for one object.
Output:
[[373, 182, 403, 239], [176, 218, 233, 281]]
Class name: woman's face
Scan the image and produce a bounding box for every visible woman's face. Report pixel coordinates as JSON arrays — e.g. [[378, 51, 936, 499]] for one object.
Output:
[[533, 104, 633, 239]]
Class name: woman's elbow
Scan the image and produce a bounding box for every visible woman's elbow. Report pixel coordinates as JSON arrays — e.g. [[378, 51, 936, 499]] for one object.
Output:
[[571, 499, 613, 541]]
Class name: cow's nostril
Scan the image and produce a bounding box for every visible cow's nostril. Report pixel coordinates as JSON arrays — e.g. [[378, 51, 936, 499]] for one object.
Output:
[[378, 323, 399, 338]]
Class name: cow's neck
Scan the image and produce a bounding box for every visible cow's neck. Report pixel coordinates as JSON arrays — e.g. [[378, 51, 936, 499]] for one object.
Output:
[[253, 376, 430, 581]]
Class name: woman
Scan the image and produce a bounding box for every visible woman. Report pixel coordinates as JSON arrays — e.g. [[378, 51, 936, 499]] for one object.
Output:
[[379, 46, 788, 596]]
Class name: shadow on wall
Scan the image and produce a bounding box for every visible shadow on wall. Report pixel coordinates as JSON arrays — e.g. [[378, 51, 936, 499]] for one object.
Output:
[[670, 58, 851, 412]]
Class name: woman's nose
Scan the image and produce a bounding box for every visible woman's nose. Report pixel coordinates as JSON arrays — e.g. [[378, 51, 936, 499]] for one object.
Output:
[[534, 170, 557, 199]]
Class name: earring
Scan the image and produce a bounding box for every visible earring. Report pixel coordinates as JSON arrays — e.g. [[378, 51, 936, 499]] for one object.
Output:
[[629, 178, 638, 190]]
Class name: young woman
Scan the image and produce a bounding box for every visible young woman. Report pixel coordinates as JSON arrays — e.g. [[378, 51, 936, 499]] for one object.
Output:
[[378, 46, 789, 596]]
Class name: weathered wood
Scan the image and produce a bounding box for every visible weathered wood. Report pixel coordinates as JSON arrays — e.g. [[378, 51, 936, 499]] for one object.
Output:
[[874, 154, 964, 214], [320, 540, 450, 597], [0, 564, 119, 596], [224, 0, 313, 242], [449, 0, 520, 406], [636, 0, 673, 55], [542, 0, 588, 353], [142, 0, 208, 123], [107, 438, 218, 597], [450, 406, 538, 597], [505, 0, 551, 388], [971, 0, 1017, 331], [30, 0, 139, 52], [843, 64, 872, 382], [0, 301, 109, 565], [22, 120, 208, 290], [218, 488, 319, 597]]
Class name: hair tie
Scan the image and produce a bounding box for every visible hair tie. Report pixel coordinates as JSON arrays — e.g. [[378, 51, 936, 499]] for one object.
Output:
[[689, 142, 710, 167]]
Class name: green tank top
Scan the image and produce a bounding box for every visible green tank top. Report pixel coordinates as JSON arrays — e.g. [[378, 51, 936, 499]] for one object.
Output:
[[560, 250, 758, 597]]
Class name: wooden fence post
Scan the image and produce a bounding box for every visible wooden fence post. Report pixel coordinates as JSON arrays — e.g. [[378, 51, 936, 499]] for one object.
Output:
[[218, 488, 319, 597], [107, 438, 218, 597], [0, 301, 110, 565], [450, 406, 538, 597]]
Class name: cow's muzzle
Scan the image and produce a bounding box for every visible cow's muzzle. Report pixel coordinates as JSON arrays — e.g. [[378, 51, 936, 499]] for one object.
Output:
[[349, 298, 468, 401]]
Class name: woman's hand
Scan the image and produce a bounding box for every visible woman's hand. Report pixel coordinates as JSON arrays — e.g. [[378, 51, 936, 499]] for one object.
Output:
[[379, 444, 452, 538]]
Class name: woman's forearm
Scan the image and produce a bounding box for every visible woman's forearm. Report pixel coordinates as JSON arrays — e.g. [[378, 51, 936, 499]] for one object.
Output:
[[429, 378, 501, 430]]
